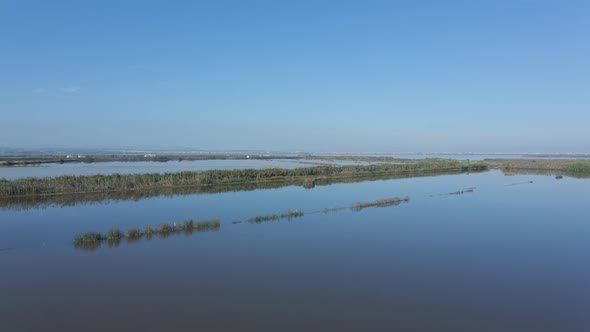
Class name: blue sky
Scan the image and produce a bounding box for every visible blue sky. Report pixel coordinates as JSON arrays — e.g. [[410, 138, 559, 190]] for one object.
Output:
[[1, 0, 589, 152]]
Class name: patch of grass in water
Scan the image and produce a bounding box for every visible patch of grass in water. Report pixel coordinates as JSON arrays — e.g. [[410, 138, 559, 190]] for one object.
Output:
[[106, 229, 122, 241], [351, 196, 410, 211], [73, 231, 102, 244], [144, 225, 154, 238], [73, 218, 222, 249], [125, 228, 143, 240], [249, 211, 304, 223]]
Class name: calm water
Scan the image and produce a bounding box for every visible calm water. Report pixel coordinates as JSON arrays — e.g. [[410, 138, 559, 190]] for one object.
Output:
[[3, 154, 586, 180], [0, 159, 380, 180], [1, 170, 589, 331]]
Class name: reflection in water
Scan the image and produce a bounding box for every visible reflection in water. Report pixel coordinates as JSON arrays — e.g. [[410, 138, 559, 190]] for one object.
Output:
[[5, 171, 589, 331]]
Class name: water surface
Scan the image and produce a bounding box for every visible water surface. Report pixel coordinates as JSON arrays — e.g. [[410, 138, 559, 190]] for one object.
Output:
[[1, 170, 588, 331]]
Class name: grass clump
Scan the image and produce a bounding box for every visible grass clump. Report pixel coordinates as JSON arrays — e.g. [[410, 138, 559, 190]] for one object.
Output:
[[125, 228, 143, 240], [106, 229, 122, 241], [144, 225, 154, 237], [73, 218, 221, 250], [352, 197, 409, 211], [194, 219, 221, 231], [73, 231, 103, 246], [182, 219, 194, 231], [249, 211, 304, 223], [157, 224, 173, 235]]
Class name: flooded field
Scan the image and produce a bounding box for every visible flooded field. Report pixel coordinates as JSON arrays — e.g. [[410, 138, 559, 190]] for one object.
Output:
[[1, 170, 589, 331]]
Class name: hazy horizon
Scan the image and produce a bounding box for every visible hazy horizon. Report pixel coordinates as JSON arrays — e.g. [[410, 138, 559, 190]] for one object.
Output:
[[2, 1, 589, 152], [1, 145, 589, 156]]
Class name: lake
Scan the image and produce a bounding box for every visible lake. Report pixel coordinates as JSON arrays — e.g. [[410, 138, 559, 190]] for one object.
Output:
[[1, 170, 589, 331], [0, 159, 381, 180], [2, 154, 586, 180]]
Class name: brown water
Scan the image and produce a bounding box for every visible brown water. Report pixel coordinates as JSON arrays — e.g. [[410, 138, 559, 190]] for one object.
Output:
[[1, 170, 589, 331]]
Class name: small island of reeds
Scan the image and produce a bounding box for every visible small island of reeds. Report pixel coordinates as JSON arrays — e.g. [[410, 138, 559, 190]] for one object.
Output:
[[248, 211, 304, 223], [73, 219, 220, 249], [351, 196, 410, 211]]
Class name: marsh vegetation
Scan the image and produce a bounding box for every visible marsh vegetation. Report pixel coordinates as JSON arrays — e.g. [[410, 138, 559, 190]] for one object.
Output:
[[0, 170, 467, 211], [73, 219, 220, 250], [0, 159, 487, 198], [248, 211, 304, 223], [487, 159, 590, 176], [351, 197, 410, 211], [72, 193, 413, 250]]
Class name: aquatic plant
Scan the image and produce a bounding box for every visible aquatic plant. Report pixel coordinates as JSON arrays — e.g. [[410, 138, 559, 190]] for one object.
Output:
[[351, 197, 409, 211], [144, 225, 154, 237], [194, 219, 221, 231], [249, 211, 304, 223], [73, 231, 103, 246], [73, 218, 221, 249], [125, 228, 143, 239], [157, 224, 173, 235], [106, 229, 122, 241], [182, 219, 194, 232]]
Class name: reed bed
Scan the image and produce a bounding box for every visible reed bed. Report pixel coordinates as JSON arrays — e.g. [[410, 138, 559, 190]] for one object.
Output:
[[249, 211, 304, 223], [1, 159, 486, 198], [73, 219, 220, 249], [351, 196, 410, 211], [486, 159, 590, 174], [72, 194, 413, 250]]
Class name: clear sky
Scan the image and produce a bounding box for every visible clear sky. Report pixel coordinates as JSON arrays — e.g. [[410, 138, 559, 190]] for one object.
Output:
[[1, 0, 589, 152]]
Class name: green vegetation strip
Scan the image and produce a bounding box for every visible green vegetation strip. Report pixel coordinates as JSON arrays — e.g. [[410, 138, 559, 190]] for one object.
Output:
[[0, 159, 487, 198], [486, 159, 590, 175], [351, 197, 410, 211], [73, 219, 220, 249], [72, 195, 413, 250], [248, 211, 304, 223]]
